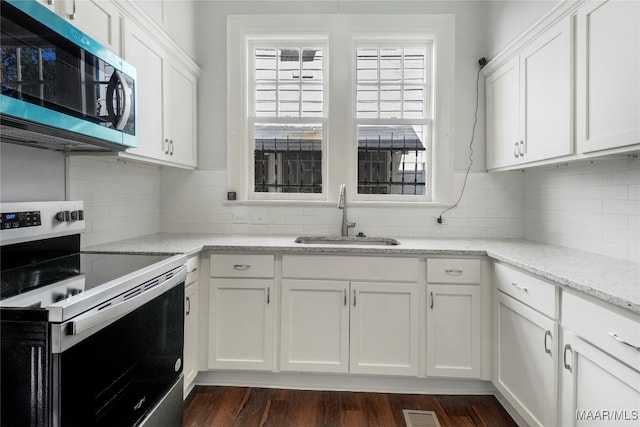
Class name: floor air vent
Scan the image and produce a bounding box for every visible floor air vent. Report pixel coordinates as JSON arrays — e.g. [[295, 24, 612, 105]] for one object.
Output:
[[402, 409, 442, 427]]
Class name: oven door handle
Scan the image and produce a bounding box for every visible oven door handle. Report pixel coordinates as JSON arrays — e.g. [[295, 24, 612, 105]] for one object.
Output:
[[69, 267, 186, 336]]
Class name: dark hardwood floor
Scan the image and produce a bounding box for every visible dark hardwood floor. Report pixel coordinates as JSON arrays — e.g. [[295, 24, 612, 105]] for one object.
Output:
[[183, 386, 518, 427]]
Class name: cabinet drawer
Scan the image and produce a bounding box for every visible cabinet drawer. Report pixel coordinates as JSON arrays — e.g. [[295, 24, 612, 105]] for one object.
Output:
[[210, 254, 274, 278], [563, 292, 640, 371], [494, 262, 558, 319], [282, 255, 419, 282], [427, 258, 481, 284]]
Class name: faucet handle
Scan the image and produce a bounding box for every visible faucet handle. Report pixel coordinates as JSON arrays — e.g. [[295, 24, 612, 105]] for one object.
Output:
[[338, 184, 346, 208]]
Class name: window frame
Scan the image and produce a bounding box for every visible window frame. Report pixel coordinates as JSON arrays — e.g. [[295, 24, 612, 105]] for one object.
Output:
[[227, 14, 454, 205]]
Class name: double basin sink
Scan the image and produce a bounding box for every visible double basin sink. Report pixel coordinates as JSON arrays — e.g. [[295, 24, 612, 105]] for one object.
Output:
[[294, 235, 400, 246]]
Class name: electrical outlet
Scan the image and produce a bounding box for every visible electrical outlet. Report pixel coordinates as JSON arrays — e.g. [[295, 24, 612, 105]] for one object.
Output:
[[437, 216, 448, 225], [252, 210, 268, 225]]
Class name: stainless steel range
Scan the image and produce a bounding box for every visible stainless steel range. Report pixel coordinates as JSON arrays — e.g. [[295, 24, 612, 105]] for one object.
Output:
[[0, 201, 186, 427]]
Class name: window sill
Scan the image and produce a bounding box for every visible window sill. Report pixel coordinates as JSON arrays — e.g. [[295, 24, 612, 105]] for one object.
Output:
[[222, 199, 452, 208]]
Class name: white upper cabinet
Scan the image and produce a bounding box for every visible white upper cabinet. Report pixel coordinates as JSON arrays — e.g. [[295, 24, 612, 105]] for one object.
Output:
[[519, 16, 573, 163], [120, 17, 198, 169], [486, 56, 521, 169], [486, 15, 573, 170], [576, 0, 640, 153], [62, 0, 122, 54]]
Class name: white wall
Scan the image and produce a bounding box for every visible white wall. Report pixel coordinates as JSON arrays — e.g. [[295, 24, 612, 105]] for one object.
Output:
[[195, 0, 490, 172], [161, 168, 524, 238], [523, 158, 640, 263], [0, 144, 66, 202], [68, 157, 161, 248]]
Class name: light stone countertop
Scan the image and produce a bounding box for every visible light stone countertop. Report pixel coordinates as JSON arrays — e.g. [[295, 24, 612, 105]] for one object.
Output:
[[84, 233, 640, 315]]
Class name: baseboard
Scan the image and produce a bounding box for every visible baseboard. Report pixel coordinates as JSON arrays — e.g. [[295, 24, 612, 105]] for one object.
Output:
[[195, 370, 495, 396], [492, 388, 529, 427]]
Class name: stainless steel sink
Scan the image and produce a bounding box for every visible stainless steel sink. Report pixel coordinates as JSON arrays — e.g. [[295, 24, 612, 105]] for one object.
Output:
[[294, 236, 400, 246]]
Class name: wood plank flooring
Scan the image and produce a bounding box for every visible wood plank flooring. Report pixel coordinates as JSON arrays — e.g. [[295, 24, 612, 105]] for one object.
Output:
[[183, 386, 518, 427]]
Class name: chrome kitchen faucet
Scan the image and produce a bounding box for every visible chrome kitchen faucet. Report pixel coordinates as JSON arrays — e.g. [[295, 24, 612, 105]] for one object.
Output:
[[338, 184, 356, 237]]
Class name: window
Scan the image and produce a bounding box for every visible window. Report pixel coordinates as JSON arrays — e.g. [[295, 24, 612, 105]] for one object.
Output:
[[227, 15, 454, 204], [250, 44, 325, 195], [355, 46, 431, 196]]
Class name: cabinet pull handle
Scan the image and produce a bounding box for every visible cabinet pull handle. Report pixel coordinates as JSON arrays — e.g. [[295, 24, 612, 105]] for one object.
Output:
[[563, 344, 572, 371], [186, 297, 191, 315], [68, 0, 76, 19], [514, 142, 519, 158], [544, 330, 552, 355], [188, 267, 198, 274], [233, 264, 250, 271], [520, 140, 525, 156], [445, 269, 463, 276], [353, 290, 357, 307], [511, 282, 528, 292], [267, 287, 271, 305], [608, 332, 640, 351], [170, 140, 175, 155], [343, 289, 347, 306], [164, 138, 170, 154], [430, 292, 434, 309]]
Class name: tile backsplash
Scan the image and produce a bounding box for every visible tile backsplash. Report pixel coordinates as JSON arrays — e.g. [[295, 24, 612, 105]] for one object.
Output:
[[160, 169, 525, 239], [523, 157, 640, 262], [68, 157, 161, 248], [67, 155, 639, 262]]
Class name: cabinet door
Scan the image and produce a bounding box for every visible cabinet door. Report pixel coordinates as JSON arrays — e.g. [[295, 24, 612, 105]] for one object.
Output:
[[520, 15, 573, 163], [208, 278, 274, 370], [183, 281, 199, 396], [122, 20, 167, 160], [494, 291, 558, 427], [36, 0, 56, 12], [164, 59, 197, 168], [427, 284, 481, 378], [576, 0, 640, 153], [486, 56, 521, 169], [350, 282, 419, 376], [64, 0, 122, 54], [280, 280, 349, 373], [560, 331, 640, 427]]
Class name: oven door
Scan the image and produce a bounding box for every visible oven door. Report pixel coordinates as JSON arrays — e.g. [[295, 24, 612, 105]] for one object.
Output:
[[51, 280, 184, 427]]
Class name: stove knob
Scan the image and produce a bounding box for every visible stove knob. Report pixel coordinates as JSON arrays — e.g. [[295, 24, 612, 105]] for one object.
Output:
[[52, 292, 66, 302], [67, 288, 82, 297], [56, 211, 71, 222]]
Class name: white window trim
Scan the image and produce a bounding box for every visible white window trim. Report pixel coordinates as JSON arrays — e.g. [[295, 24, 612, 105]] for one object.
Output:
[[227, 14, 454, 204]]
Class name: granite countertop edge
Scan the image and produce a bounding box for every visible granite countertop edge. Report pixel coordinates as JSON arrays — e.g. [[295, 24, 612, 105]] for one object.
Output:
[[83, 233, 640, 315]]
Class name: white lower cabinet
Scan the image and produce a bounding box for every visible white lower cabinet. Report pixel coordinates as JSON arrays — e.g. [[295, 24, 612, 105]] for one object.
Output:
[[349, 281, 419, 376], [560, 331, 640, 427], [208, 278, 274, 370], [494, 290, 558, 427], [183, 255, 199, 397], [280, 279, 419, 376], [280, 279, 349, 373], [183, 280, 199, 395], [426, 284, 481, 378]]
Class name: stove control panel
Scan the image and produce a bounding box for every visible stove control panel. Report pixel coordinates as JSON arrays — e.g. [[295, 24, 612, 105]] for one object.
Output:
[[1, 210, 41, 229], [0, 201, 85, 246]]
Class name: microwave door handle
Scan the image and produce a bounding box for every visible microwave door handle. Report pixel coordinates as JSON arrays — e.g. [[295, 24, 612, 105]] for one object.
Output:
[[69, 268, 185, 336], [106, 71, 132, 131]]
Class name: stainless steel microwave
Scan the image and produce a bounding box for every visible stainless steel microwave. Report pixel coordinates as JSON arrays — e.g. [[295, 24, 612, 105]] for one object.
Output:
[[0, 0, 137, 152]]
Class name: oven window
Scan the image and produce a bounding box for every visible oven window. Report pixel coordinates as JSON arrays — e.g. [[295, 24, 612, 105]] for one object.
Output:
[[56, 284, 184, 427]]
